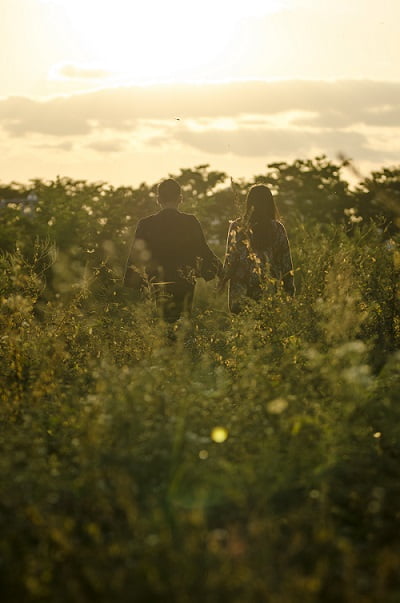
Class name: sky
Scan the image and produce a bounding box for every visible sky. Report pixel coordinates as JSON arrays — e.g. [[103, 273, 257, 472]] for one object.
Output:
[[1, 0, 399, 187]]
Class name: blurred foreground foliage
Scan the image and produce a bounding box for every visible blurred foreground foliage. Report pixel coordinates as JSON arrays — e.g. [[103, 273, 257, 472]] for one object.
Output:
[[0, 157, 399, 602]]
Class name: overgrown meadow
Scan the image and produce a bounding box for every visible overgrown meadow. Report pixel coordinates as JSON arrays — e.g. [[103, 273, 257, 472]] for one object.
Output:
[[1, 158, 399, 602]]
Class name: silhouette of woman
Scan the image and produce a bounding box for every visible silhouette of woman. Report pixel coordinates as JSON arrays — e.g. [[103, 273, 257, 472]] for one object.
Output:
[[220, 184, 295, 313]]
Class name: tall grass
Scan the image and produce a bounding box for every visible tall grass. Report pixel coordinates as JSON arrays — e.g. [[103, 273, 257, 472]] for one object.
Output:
[[0, 214, 399, 602]]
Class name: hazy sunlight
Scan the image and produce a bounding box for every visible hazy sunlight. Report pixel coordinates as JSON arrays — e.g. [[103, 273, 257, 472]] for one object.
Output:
[[43, 0, 286, 81]]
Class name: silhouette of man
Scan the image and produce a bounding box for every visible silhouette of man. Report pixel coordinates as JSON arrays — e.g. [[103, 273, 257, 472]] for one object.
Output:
[[124, 178, 222, 322]]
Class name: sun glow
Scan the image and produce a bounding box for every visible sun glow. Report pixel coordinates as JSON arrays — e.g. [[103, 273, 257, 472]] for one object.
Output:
[[42, 0, 286, 82]]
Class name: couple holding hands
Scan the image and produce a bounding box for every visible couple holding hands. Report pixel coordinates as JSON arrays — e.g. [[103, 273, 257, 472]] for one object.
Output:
[[124, 178, 295, 322]]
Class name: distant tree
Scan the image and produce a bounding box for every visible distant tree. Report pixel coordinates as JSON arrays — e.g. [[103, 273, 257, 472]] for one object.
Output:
[[353, 166, 400, 234], [0, 184, 27, 200], [1, 159, 398, 296], [252, 156, 352, 226]]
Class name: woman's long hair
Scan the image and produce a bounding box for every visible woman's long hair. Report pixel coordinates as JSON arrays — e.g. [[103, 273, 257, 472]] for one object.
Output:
[[245, 184, 279, 250]]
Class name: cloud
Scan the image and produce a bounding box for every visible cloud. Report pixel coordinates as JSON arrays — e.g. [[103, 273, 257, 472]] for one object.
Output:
[[0, 79, 399, 163], [169, 127, 398, 162], [0, 80, 399, 135], [87, 139, 127, 153], [0, 96, 92, 136], [50, 62, 114, 81], [33, 141, 75, 151]]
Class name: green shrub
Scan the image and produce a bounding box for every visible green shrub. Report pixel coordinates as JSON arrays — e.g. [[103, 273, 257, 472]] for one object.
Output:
[[0, 164, 399, 602]]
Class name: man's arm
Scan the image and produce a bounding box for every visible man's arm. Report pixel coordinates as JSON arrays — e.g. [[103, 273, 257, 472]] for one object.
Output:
[[191, 216, 223, 281]]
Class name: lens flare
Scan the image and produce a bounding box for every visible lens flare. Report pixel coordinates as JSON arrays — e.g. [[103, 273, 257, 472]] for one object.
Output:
[[211, 427, 228, 443]]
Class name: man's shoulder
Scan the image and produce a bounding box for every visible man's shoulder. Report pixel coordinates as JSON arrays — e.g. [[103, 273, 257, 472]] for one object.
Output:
[[140, 209, 202, 231], [143, 209, 196, 221], [138, 212, 159, 225], [175, 211, 203, 231], [136, 211, 163, 232], [177, 210, 198, 222]]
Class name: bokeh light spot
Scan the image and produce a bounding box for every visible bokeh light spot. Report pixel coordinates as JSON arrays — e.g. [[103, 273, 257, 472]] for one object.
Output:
[[211, 427, 228, 443], [267, 398, 288, 414]]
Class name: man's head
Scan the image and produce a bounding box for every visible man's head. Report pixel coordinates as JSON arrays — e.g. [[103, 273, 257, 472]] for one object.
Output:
[[157, 178, 182, 208]]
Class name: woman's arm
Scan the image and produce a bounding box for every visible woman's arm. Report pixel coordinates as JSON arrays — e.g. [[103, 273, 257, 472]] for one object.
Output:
[[273, 222, 295, 296]]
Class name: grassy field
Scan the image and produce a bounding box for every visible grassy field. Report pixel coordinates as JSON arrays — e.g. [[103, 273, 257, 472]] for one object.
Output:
[[1, 167, 400, 602]]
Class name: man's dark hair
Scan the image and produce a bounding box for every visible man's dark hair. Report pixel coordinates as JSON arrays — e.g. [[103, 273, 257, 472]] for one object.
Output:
[[158, 178, 181, 205]]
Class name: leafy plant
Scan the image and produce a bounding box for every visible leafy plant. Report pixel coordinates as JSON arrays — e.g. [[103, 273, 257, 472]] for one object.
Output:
[[0, 159, 399, 602]]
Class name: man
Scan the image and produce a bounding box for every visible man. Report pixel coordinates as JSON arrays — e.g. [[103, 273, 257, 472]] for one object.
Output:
[[124, 178, 222, 322]]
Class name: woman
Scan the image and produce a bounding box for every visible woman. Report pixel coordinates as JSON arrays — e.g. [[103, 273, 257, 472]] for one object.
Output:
[[220, 184, 295, 313]]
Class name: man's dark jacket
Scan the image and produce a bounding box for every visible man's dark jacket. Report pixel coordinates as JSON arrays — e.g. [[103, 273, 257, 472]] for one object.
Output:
[[124, 208, 222, 293]]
